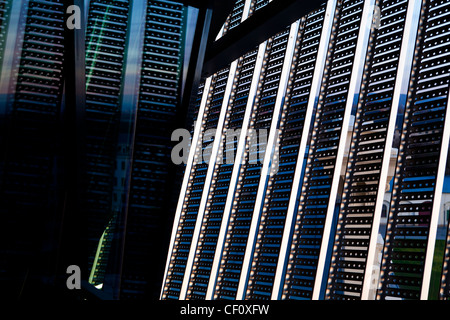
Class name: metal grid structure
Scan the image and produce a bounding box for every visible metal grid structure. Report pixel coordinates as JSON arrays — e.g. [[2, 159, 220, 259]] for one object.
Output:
[[162, 0, 450, 301]]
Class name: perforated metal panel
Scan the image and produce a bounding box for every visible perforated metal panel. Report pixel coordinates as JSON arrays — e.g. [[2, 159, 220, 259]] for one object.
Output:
[[84, 0, 131, 285], [138, 1, 184, 120], [213, 27, 291, 300], [121, 0, 186, 299], [217, 0, 273, 41], [377, 0, 450, 300], [185, 49, 259, 300], [162, 67, 231, 300], [282, 0, 368, 300], [244, 6, 327, 300], [326, 0, 412, 300], [251, 0, 272, 14], [222, 0, 246, 35], [12, 0, 65, 110], [0, 0, 12, 69], [3, 0, 65, 209]]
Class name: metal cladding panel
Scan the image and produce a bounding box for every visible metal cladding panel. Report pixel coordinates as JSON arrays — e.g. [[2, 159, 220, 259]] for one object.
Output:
[[121, 0, 186, 299], [282, 0, 367, 300], [245, 6, 327, 300], [223, 0, 246, 35], [219, 0, 272, 39], [251, 0, 272, 14], [326, 0, 411, 300], [3, 0, 65, 208], [163, 67, 231, 300], [138, 0, 184, 116], [0, 0, 12, 68], [84, 0, 131, 285], [0, 0, 66, 293], [378, 0, 450, 300], [186, 49, 259, 300], [12, 0, 65, 111], [213, 27, 292, 300]]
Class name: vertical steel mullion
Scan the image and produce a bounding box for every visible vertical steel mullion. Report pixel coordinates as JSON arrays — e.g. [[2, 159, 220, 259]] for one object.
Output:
[[359, 0, 423, 300], [161, 76, 213, 299], [84, 0, 90, 23], [272, 0, 337, 300], [241, 0, 253, 22], [180, 61, 239, 300], [206, 42, 268, 300], [215, 23, 225, 41], [247, 0, 257, 17], [311, 0, 375, 300], [118, 0, 146, 136], [236, 20, 300, 300]]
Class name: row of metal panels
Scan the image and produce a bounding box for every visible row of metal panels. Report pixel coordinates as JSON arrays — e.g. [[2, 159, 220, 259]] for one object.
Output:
[[246, 5, 327, 300], [186, 48, 260, 300], [214, 27, 292, 300], [283, 0, 368, 300], [219, 0, 273, 38], [162, 69, 230, 299], [163, 2, 323, 300], [164, 0, 450, 300]]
